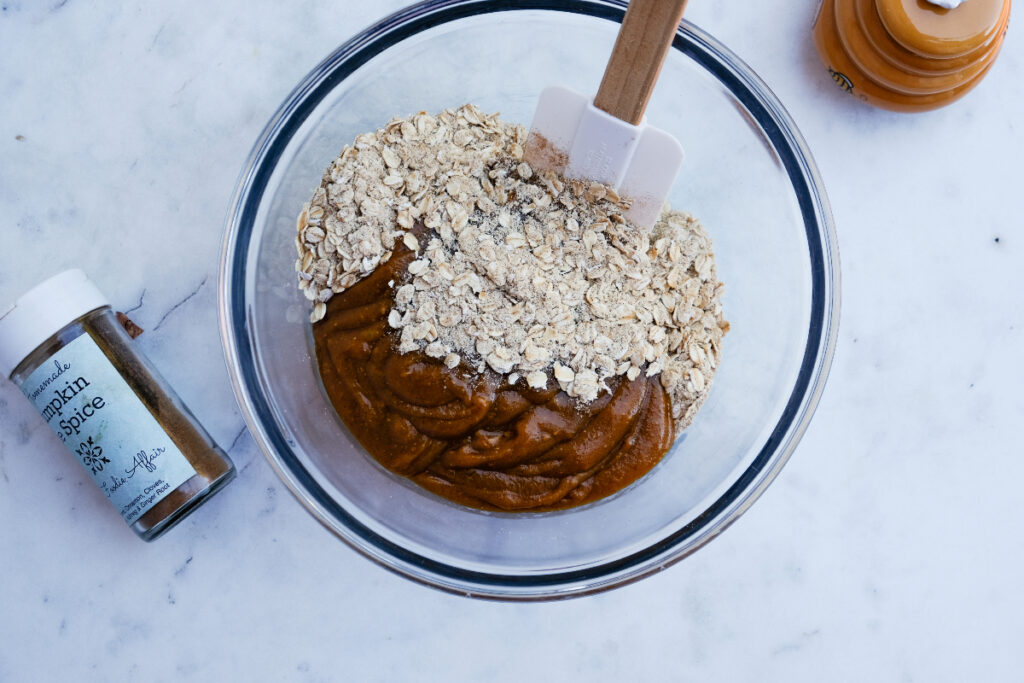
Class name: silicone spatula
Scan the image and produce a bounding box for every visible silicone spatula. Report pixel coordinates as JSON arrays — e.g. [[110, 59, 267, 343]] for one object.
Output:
[[523, 0, 688, 229]]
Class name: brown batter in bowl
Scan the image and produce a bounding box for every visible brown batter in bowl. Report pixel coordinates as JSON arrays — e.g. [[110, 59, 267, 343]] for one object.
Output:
[[298, 106, 728, 513], [313, 226, 673, 511]]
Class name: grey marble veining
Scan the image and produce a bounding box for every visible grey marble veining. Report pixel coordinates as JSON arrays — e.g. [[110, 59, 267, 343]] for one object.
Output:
[[1, 1, 1022, 680]]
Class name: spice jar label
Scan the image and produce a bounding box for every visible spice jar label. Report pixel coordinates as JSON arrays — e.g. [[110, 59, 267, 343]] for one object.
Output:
[[20, 333, 197, 524]]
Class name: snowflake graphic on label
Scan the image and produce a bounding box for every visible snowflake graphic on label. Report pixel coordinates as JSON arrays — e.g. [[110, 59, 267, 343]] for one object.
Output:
[[75, 436, 110, 475]]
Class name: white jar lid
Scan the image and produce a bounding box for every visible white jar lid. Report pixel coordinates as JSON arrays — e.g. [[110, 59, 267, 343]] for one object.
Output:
[[0, 269, 110, 378]]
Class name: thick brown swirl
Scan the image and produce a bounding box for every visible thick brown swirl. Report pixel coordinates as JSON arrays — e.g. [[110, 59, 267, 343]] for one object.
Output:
[[313, 234, 674, 511]]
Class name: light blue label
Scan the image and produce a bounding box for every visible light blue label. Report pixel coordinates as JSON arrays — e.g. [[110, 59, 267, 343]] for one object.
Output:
[[21, 333, 197, 524]]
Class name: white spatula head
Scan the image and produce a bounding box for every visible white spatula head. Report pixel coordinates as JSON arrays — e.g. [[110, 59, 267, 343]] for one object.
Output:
[[524, 86, 684, 230]]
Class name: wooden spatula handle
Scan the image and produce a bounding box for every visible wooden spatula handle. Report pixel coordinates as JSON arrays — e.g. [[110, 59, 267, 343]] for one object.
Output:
[[593, 0, 689, 125]]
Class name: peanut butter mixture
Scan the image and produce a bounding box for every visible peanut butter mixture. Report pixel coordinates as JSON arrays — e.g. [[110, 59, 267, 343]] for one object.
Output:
[[296, 105, 728, 510]]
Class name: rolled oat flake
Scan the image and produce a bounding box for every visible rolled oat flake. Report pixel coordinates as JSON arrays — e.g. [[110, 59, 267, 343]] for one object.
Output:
[[0, 270, 235, 540]]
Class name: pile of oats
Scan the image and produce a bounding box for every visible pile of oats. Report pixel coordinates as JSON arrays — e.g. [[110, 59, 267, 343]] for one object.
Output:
[[296, 104, 729, 429]]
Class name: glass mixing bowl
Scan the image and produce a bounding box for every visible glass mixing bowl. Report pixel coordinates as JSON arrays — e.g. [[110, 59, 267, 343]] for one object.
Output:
[[219, 0, 840, 600]]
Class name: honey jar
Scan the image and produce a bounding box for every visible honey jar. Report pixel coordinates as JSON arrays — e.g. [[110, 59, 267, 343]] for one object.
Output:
[[813, 0, 1011, 111]]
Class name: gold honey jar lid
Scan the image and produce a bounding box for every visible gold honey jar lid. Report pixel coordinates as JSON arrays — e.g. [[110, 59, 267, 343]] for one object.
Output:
[[855, 0, 990, 76], [877, 0, 1008, 58]]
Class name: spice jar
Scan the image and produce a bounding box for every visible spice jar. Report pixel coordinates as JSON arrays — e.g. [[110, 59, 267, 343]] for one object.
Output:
[[813, 0, 1011, 112], [0, 270, 235, 541]]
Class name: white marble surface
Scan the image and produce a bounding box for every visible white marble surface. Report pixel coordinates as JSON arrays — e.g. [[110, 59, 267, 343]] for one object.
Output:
[[1, 0, 1021, 680]]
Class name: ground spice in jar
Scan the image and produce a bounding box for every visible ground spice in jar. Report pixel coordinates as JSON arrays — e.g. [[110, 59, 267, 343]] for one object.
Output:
[[0, 270, 235, 541]]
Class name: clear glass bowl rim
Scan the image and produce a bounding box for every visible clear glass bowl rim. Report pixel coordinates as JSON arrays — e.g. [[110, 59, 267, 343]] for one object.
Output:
[[218, 0, 841, 600]]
